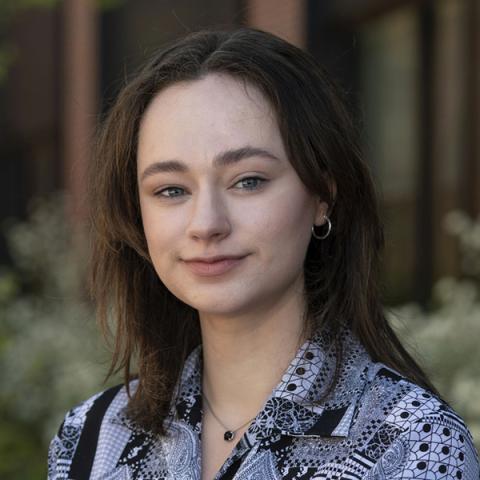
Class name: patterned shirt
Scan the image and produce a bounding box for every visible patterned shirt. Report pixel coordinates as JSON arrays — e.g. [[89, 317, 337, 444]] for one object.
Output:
[[48, 327, 480, 479]]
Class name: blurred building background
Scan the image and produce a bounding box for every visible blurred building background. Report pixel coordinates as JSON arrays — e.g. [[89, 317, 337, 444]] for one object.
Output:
[[0, 0, 479, 477], [1, 0, 479, 304]]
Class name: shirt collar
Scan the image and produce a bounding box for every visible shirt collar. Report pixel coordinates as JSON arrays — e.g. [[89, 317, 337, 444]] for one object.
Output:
[[173, 324, 373, 442]]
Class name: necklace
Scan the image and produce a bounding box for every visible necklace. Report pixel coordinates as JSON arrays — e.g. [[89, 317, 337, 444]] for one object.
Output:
[[202, 394, 256, 442]]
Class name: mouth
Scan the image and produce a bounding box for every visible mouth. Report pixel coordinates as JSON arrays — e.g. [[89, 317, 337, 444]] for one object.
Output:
[[183, 254, 247, 263], [182, 255, 248, 277]]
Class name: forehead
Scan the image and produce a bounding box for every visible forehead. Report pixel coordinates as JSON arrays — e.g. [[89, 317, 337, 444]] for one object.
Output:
[[137, 73, 285, 169]]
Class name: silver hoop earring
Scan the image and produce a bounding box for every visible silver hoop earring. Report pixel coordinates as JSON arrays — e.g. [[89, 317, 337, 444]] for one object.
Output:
[[312, 216, 332, 240]]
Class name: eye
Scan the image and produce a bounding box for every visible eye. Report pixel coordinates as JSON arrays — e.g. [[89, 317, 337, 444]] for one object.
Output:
[[153, 176, 268, 200], [154, 186, 186, 199], [233, 176, 268, 191]]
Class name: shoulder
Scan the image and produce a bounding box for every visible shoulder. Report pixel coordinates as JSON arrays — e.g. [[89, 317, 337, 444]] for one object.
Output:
[[357, 364, 480, 479], [47, 382, 133, 480]]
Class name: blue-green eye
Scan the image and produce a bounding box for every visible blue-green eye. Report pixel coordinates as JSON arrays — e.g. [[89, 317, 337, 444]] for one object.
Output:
[[155, 186, 185, 198], [234, 176, 268, 190], [154, 176, 268, 199]]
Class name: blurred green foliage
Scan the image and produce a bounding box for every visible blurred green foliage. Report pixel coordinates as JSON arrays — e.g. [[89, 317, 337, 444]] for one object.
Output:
[[0, 194, 112, 479]]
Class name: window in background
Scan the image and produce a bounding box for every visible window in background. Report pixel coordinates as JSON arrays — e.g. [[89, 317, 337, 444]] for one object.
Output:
[[359, 5, 421, 303], [432, 0, 468, 279]]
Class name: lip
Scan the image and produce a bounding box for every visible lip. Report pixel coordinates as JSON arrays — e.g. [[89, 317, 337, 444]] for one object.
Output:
[[183, 255, 248, 277], [184, 254, 246, 263]]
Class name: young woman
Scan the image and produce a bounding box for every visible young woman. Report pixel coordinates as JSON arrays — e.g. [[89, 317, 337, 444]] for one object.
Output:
[[48, 28, 479, 479]]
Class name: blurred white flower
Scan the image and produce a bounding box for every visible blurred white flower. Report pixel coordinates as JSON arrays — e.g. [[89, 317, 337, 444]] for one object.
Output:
[[390, 211, 480, 449], [0, 194, 115, 443]]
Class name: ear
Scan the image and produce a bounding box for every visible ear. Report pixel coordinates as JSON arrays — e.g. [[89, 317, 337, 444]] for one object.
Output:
[[314, 199, 329, 226], [313, 180, 336, 226]]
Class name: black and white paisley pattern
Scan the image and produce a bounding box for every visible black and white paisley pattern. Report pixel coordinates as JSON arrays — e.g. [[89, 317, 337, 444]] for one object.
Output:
[[248, 397, 322, 438], [234, 448, 279, 480], [96, 465, 132, 480], [48, 391, 103, 479], [370, 436, 410, 478], [162, 421, 201, 480], [48, 326, 480, 479]]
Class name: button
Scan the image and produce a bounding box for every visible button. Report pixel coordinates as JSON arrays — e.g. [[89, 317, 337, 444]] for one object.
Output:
[[287, 383, 297, 391], [296, 367, 306, 375], [305, 351, 314, 360]]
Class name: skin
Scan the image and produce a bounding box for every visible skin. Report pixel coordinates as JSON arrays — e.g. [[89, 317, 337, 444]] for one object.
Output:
[[137, 73, 328, 479]]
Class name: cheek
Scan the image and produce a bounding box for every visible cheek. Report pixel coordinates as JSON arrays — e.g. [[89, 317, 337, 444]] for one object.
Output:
[[142, 214, 184, 295], [261, 187, 314, 243], [140, 202, 179, 263], [244, 187, 314, 276]]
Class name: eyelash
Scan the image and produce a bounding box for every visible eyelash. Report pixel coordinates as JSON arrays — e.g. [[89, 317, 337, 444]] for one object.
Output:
[[154, 176, 268, 199]]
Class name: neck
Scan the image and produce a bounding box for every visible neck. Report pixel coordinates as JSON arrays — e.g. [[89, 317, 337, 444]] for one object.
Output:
[[199, 291, 307, 426]]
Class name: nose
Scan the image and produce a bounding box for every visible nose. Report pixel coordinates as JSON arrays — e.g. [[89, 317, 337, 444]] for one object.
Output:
[[185, 186, 231, 242]]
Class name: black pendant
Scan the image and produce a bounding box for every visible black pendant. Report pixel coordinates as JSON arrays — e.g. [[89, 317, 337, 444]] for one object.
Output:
[[224, 430, 235, 441]]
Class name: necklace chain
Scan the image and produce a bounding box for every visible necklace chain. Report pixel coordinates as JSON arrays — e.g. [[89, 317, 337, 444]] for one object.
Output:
[[202, 393, 256, 442]]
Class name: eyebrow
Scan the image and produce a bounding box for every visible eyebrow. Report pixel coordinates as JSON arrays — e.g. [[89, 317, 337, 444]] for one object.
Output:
[[139, 146, 281, 182]]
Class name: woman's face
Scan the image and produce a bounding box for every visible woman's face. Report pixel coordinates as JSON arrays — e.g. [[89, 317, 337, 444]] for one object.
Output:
[[137, 73, 327, 320]]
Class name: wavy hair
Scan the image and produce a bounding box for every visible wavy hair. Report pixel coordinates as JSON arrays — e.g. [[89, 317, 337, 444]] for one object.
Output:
[[89, 27, 438, 435]]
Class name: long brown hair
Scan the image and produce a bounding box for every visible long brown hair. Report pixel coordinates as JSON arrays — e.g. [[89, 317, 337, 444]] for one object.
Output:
[[89, 27, 438, 435]]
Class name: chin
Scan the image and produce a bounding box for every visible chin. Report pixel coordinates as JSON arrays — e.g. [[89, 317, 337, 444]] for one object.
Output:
[[187, 296, 251, 318]]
